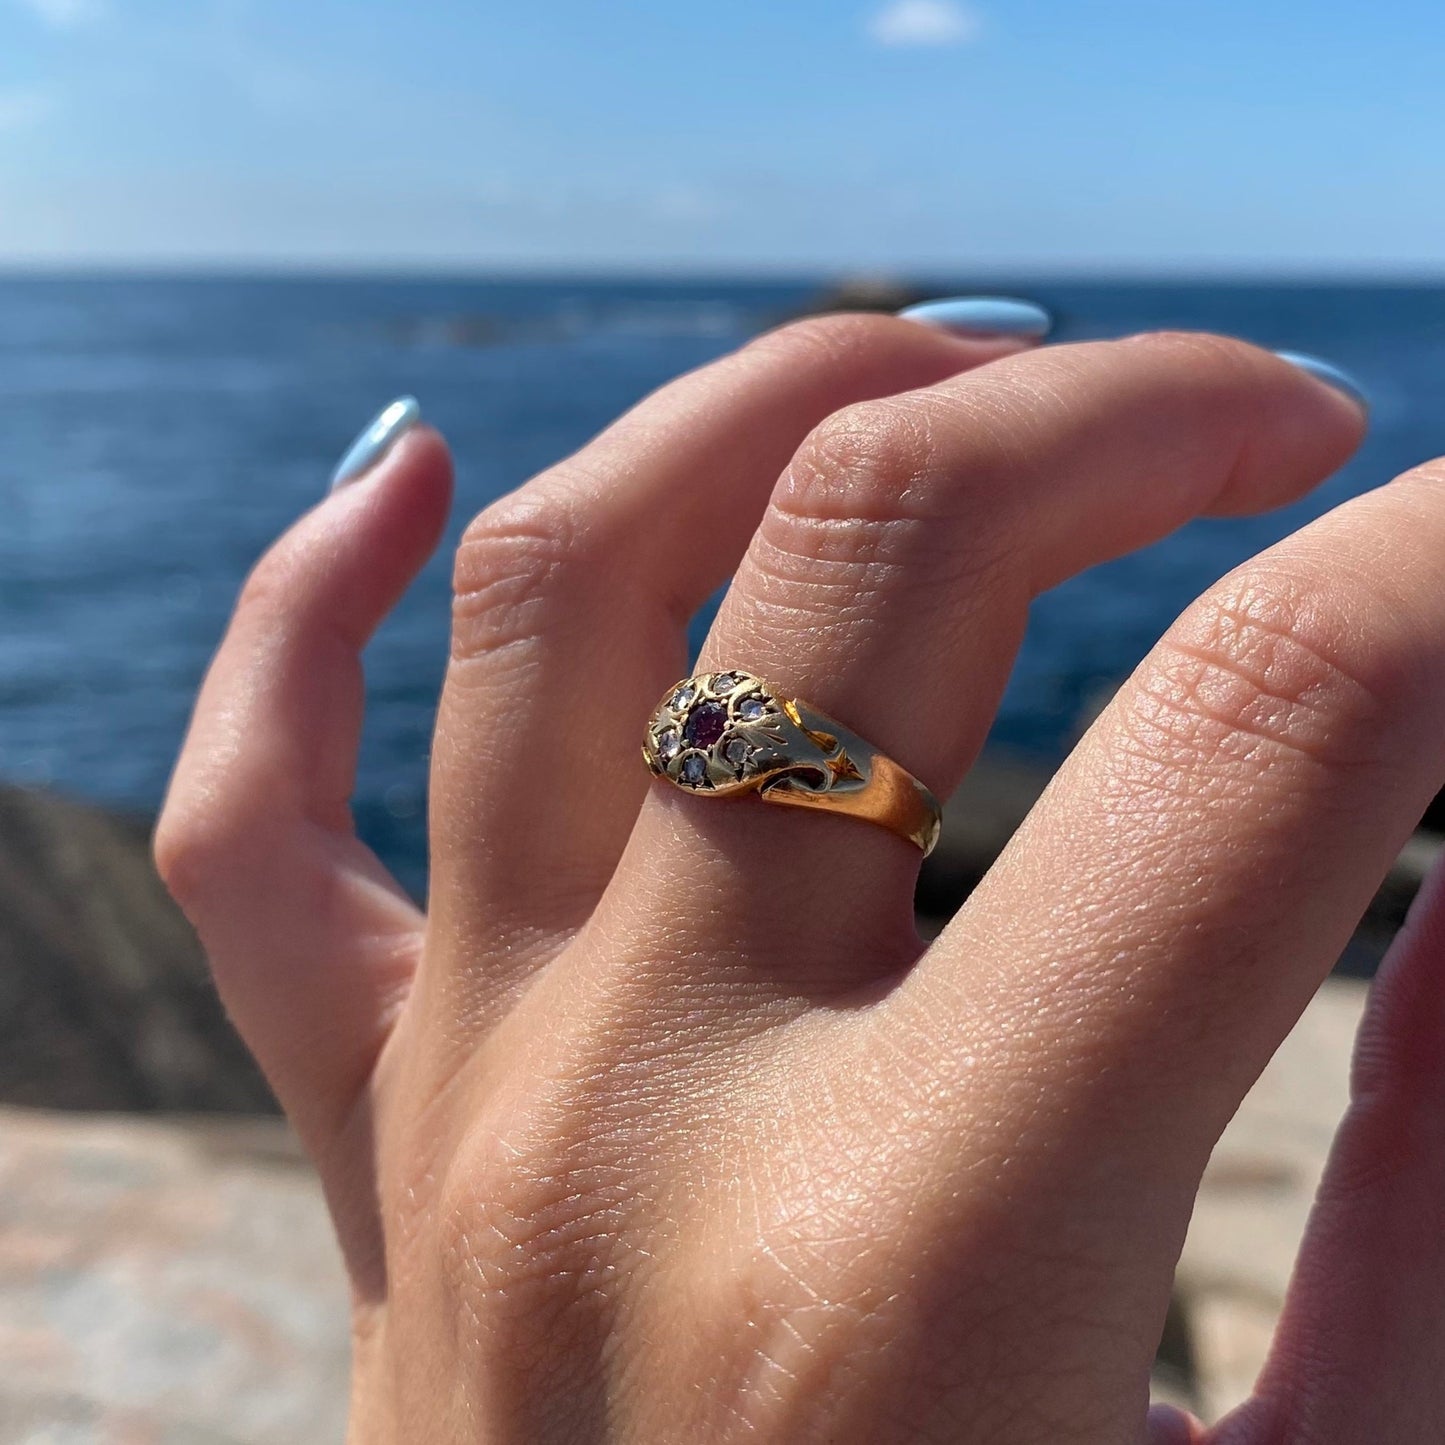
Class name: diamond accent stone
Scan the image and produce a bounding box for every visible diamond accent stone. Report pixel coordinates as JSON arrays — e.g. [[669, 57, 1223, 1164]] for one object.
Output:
[[657, 728, 681, 761], [723, 736, 751, 767], [737, 694, 768, 722], [671, 682, 697, 710], [680, 753, 708, 787], [683, 700, 728, 749], [712, 672, 741, 693]]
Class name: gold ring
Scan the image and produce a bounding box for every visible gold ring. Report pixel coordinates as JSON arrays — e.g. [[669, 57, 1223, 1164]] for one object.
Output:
[[642, 670, 942, 856]]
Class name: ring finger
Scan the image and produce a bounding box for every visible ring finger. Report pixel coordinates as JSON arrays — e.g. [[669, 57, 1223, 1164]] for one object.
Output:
[[420, 310, 1035, 1016], [599, 334, 1368, 990]]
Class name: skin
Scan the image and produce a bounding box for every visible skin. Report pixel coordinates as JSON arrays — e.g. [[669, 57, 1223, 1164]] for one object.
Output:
[[157, 314, 1445, 1442]]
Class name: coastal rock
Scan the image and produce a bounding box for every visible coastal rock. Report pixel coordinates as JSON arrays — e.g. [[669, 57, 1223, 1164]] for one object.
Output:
[[916, 751, 1044, 925], [0, 1108, 346, 1444], [0, 784, 273, 1113], [794, 276, 931, 316], [1167, 978, 1368, 1419], [1424, 788, 1445, 834]]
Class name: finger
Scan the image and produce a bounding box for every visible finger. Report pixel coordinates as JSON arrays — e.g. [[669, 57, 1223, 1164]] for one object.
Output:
[[601, 335, 1365, 987], [424, 312, 1033, 997], [1149, 1404, 1206, 1445], [156, 417, 453, 1153], [1209, 857, 1445, 1444], [888, 463, 1445, 1402]]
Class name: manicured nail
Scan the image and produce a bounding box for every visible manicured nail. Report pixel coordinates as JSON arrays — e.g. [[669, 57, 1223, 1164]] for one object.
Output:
[[1273, 351, 1369, 412], [329, 396, 421, 491], [896, 296, 1052, 339]]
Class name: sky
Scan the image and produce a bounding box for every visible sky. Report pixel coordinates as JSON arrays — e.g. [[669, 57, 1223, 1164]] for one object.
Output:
[[2, 0, 1443, 275]]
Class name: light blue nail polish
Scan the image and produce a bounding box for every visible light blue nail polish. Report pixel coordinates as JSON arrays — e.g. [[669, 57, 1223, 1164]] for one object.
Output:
[[330, 396, 422, 491], [1273, 351, 1369, 412], [896, 296, 1053, 339]]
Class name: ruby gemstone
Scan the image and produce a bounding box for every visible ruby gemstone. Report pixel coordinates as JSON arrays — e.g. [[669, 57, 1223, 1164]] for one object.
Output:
[[683, 700, 727, 749]]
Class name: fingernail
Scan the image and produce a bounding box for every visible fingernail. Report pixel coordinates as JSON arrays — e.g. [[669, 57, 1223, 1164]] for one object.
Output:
[[330, 396, 422, 491], [896, 295, 1053, 339], [1273, 351, 1370, 413]]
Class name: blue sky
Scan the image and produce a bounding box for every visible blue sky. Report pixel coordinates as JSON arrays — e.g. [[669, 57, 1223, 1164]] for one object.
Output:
[[2, 0, 1442, 273]]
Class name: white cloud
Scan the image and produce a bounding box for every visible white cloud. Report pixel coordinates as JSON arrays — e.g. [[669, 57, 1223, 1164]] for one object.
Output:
[[0, 87, 58, 131], [867, 0, 980, 47], [13, 0, 105, 28]]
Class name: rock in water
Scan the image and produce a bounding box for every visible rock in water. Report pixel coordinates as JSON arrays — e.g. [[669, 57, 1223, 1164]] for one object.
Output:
[[0, 784, 274, 1112], [793, 276, 930, 317]]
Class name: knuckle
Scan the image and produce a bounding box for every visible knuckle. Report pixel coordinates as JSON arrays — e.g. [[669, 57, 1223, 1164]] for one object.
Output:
[[1124, 567, 1396, 782], [755, 396, 1008, 616], [232, 544, 301, 634], [153, 801, 243, 912], [433, 1134, 629, 1373], [451, 480, 601, 664], [757, 402, 938, 618], [783, 396, 936, 522]]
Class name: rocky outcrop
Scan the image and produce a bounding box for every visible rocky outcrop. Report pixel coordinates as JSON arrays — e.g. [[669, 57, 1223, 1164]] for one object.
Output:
[[794, 276, 931, 316], [0, 1109, 346, 1444], [1173, 979, 1368, 1420], [0, 784, 273, 1113]]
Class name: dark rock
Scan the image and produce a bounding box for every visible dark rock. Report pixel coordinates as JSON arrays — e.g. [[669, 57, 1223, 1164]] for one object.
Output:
[[0, 784, 274, 1113], [1423, 787, 1445, 834], [794, 276, 931, 317], [916, 751, 1048, 926]]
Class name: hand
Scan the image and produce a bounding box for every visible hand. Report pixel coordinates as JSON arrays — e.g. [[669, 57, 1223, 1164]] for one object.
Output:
[[157, 312, 1445, 1443]]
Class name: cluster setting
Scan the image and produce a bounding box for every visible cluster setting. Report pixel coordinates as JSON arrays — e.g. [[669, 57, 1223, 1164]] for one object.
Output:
[[646, 671, 785, 792]]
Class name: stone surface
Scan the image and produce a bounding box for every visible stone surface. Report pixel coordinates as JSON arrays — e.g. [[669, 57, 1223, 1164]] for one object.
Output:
[[0, 1108, 349, 1444], [0, 785, 273, 1114], [1161, 977, 1369, 1421]]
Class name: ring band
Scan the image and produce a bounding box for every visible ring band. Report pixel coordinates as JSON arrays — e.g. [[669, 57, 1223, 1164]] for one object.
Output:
[[642, 670, 942, 856]]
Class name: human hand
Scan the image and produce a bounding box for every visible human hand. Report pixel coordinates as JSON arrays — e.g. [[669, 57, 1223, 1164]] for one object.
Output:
[[158, 306, 1445, 1442]]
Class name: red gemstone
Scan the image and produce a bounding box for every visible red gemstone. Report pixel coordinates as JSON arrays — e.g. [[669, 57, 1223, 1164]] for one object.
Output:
[[683, 700, 727, 749]]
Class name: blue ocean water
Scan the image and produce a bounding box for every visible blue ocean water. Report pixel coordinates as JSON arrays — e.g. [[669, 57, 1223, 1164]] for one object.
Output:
[[1, 275, 1442, 899]]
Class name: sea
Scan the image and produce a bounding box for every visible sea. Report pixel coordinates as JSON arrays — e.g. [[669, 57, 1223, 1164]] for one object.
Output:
[[2, 275, 1442, 899]]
